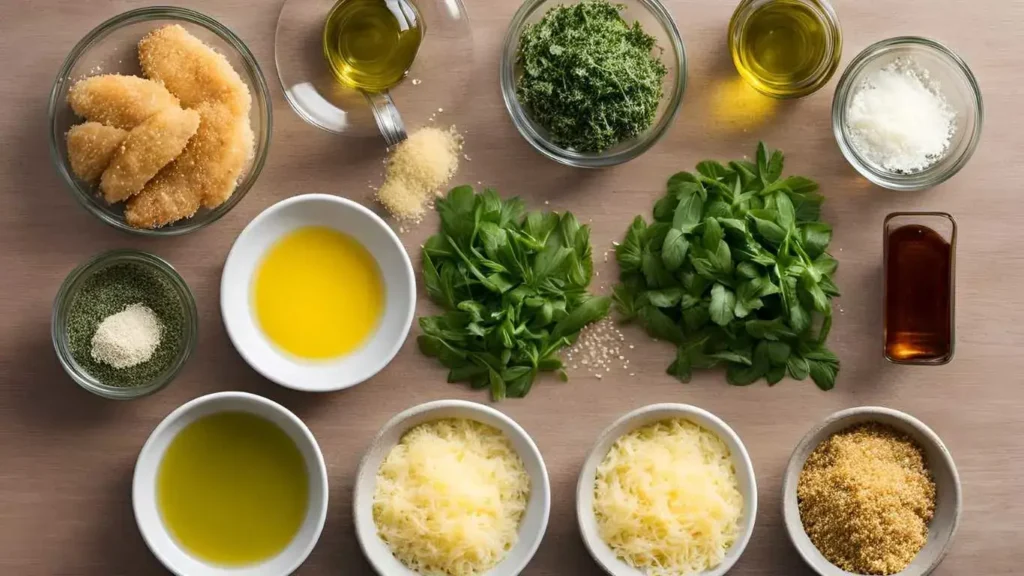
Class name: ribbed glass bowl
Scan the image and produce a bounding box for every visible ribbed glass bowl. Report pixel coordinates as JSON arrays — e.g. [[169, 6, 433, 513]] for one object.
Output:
[[500, 0, 686, 168], [47, 6, 272, 235], [52, 250, 198, 400], [832, 37, 983, 191]]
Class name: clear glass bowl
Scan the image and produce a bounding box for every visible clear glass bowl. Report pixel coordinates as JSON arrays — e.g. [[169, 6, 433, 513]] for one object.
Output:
[[275, 0, 474, 141], [832, 37, 983, 191], [52, 250, 199, 399], [728, 0, 843, 99], [500, 0, 686, 168], [47, 7, 273, 235]]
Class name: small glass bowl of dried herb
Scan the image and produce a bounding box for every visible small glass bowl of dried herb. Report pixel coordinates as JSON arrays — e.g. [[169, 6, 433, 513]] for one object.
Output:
[[52, 250, 198, 399], [501, 0, 686, 168]]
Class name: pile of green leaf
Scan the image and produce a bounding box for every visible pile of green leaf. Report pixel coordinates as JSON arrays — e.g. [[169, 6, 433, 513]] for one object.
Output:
[[515, 0, 667, 153], [613, 143, 841, 389], [418, 186, 611, 400]]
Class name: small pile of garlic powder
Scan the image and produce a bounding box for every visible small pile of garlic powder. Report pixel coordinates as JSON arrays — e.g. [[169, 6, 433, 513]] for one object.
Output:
[[376, 126, 462, 222], [90, 302, 164, 369], [845, 58, 956, 173]]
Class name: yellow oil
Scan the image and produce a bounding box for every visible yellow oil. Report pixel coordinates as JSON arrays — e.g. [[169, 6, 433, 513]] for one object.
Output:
[[731, 0, 832, 97], [323, 0, 424, 92], [253, 226, 385, 360], [157, 412, 309, 566]]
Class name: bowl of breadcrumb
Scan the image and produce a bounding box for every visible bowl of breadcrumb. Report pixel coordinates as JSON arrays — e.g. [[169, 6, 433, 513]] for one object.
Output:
[[48, 6, 272, 235], [783, 406, 962, 576]]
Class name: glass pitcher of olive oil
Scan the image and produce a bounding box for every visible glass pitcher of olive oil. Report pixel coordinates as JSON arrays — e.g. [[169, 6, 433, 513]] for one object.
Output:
[[323, 0, 424, 92], [323, 0, 424, 144], [275, 0, 471, 144]]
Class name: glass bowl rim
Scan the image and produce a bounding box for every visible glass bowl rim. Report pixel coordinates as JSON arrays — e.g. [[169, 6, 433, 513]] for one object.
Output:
[[831, 36, 984, 191], [47, 5, 274, 236], [51, 249, 199, 400], [728, 0, 843, 99], [500, 0, 687, 169]]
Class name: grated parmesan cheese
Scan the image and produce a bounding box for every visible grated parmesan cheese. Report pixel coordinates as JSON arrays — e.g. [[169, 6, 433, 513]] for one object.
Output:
[[373, 418, 529, 576], [845, 58, 956, 173], [594, 419, 743, 576], [377, 126, 462, 222]]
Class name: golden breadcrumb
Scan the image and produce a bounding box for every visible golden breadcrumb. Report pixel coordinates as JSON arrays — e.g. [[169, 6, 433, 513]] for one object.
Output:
[[376, 126, 462, 221], [100, 106, 199, 203], [66, 122, 128, 182], [67, 74, 179, 130], [126, 102, 252, 228], [138, 24, 251, 118]]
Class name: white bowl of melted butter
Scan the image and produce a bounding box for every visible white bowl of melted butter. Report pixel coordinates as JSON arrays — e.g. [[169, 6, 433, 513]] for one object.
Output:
[[220, 194, 415, 392]]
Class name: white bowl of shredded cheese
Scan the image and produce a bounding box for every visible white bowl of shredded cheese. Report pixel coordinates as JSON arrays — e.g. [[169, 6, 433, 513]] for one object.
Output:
[[577, 403, 757, 576], [354, 399, 551, 576]]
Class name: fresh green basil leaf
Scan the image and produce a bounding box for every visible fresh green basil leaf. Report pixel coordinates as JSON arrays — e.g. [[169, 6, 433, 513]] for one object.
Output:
[[642, 250, 674, 288], [661, 228, 690, 272], [756, 142, 769, 182], [745, 318, 796, 340], [672, 190, 704, 231], [775, 192, 796, 230], [683, 305, 710, 333], [703, 218, 724, 250], [801, 222, 833, 259], [766, 148, 784, 183], [709, 350, 752, 366], [639, 305, 684, 344], [697, 160, 732, 181], [646, 288, 684, 308], [787, 355, 810, 380], [551, 296, 610, 340], [766, 364, 786, 386], [653, 194, 679, 223], [789, 303, 811, 333], [710, 283, 736, 326], [750, 214, 788, 245]]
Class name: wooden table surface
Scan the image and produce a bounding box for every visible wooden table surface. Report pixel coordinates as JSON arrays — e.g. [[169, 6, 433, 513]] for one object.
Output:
[[2, 0, 1021, 574]]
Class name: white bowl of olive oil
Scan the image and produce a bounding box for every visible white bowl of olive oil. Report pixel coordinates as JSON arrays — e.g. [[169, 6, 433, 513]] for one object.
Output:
[[221, 194, 416, 392], [133, 391, 329, 576]]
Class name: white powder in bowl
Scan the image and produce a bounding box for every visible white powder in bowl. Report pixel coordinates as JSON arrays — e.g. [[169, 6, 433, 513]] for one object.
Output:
[[90, 303, 164, 369], [846, 58, 956, 173]]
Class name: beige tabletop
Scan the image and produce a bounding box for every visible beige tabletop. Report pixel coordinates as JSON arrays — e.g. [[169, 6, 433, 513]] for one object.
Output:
[[1, 0, 1022, 574]]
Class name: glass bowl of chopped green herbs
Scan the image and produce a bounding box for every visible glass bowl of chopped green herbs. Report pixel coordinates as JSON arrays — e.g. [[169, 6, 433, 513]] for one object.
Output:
[[501, 0, 685, 168], [52, 250, 198, 399]]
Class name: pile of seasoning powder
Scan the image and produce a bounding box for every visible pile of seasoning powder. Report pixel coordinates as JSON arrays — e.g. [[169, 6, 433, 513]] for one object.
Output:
[[797, 423, 936, 575], [66, 262, 184, 387]]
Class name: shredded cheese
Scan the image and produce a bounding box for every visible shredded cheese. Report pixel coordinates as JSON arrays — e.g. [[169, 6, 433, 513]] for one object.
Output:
[[373, 419, 529, 576], [594, 419, 743, 575]]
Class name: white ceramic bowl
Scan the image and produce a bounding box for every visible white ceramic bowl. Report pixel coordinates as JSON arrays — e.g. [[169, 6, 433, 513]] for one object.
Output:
[[577, 403, 758, 576], [132, 391, 329, 576], [782, 406, 962, 576], [221, 194, 416, 392], [353, 399, 551, 575]]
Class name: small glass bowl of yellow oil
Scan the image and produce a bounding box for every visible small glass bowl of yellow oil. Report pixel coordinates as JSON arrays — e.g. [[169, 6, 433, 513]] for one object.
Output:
[[729, 0, 842, 99]]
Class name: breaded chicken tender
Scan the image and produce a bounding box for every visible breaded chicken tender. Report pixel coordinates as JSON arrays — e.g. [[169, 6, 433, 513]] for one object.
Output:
[[66, 122, 128, 182], [125, 102, 253, 228], [138, 25, 252, 117], [100, 107, 200, 203], [67, 74, 179, 130]]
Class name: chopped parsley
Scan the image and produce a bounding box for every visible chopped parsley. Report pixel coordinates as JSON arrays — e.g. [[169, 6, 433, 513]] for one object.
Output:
[[515, 0, 668, 153]]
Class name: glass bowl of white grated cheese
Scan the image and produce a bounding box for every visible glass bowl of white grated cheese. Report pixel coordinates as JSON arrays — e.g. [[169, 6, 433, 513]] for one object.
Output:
[[832, 37, 983, 191]]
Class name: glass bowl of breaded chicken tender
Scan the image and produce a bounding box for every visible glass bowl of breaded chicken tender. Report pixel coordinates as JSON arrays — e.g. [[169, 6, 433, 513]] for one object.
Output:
[[48, 7, 272, 235]]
